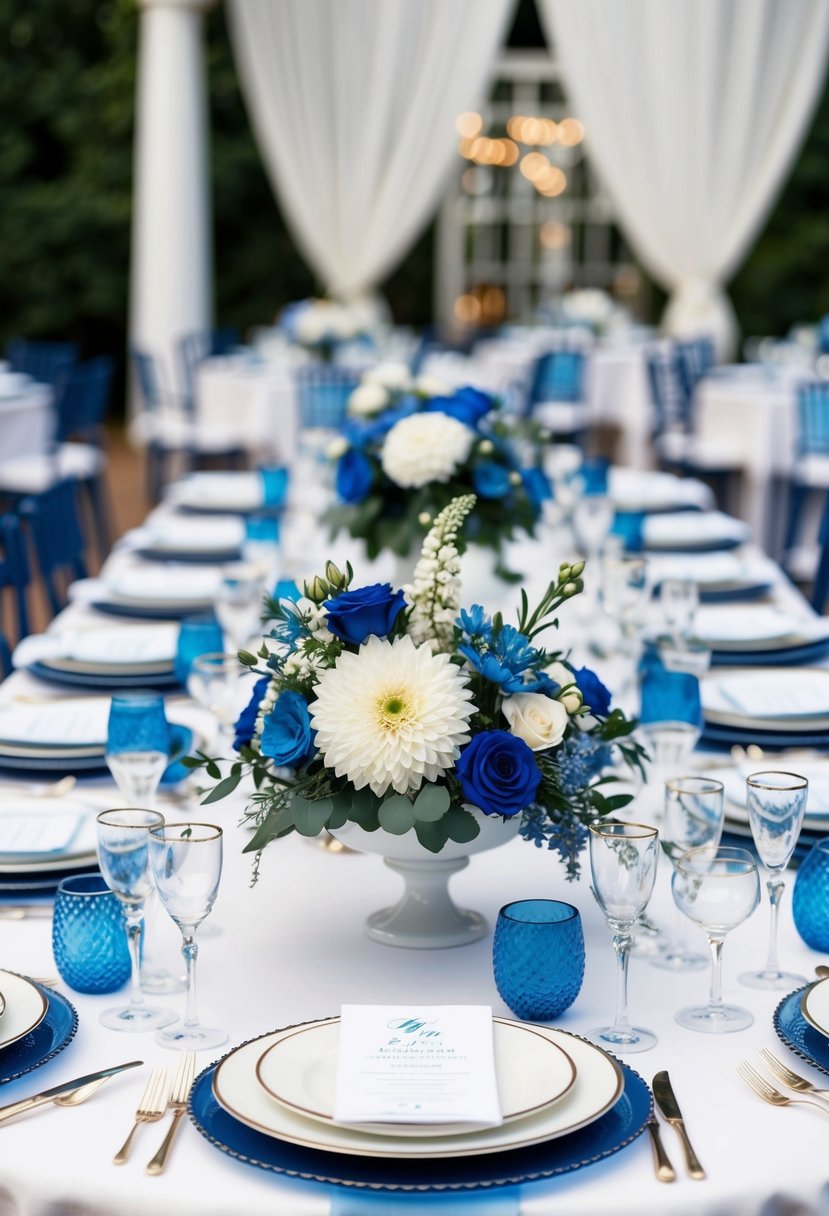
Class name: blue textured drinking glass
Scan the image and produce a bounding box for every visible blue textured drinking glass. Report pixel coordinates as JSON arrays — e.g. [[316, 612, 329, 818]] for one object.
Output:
[[493, 900, 585, 1020], [612, 510, 645, 553], [259, 466, 289, 508], [106, 693, 171, 807], [175, 614, 224, 686], [793, 838, 829, 951], [581, 457, 609, 496], [52, 874, 131, 994], [639, 666, 702, 730], [245, 513, 281, 544]]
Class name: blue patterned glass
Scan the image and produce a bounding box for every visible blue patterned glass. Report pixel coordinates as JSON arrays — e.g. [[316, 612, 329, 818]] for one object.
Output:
[[493, 900, 585, 1020], [259, 466, 290, 508], [52, 874, 131, 994], [107, 693, 170, 755], [793, 838, 829, 951], [639, 665, 702, 729], [581, 458, 609, 496], [245, 513, 281, 544], [175, 615, 224, 685], [612, 510, 645, 553]]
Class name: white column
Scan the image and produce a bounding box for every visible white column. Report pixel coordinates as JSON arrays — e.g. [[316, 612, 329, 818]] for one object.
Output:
[[129, 0, 214, 398]]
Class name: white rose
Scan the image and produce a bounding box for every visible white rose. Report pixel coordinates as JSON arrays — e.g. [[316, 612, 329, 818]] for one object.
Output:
[[365, 361, 410, 391], [348, 382, 389, 417], [502, 692, 568, 752], [544, 661, 582, 714]]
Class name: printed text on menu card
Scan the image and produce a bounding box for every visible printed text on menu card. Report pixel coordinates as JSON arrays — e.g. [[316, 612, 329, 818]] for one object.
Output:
[[333, 1005, 502, 1125]]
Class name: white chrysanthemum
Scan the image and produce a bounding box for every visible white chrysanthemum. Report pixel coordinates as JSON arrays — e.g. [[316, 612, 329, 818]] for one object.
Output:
[[310, 634, 474, 795], [381, 413, 474, 488], [348, 381, 389, 417]]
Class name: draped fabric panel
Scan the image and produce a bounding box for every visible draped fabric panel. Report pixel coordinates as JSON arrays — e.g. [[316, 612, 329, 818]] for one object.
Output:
[[229, 0, 513, 301], [538, 0, 829, 357]]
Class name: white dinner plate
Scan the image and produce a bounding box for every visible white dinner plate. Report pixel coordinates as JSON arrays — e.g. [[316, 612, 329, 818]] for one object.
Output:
[[702, 669, 829, 730], [213, 1018, 623, 1159], [0, 971, 48, 1051], [170, 472, 263, 513], [144, 516, 246, 553], [801, 978, 829, 1039], [105, 567, 223, 608], [255, 1018, 576, 1137], [707, 762, 829, 822], [608, 468, 710, 513], [0, 698, 110, 751], [0, 794, 99, 867], [693, 606, 817, 649]]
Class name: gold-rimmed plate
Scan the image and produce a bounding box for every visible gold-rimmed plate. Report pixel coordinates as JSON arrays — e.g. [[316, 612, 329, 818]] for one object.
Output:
[[254, 1017, 576, 1137], [212, 1017, 623, 1160], [801, 978, 829, 1039], [0, 970, 48, 1051]]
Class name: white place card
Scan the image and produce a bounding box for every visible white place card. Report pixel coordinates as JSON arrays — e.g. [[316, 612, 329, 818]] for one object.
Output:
[[333, 1004, 502, 1126]]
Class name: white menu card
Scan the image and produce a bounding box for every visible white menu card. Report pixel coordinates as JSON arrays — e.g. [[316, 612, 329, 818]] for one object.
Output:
[[333, 1004, 502, 1126]]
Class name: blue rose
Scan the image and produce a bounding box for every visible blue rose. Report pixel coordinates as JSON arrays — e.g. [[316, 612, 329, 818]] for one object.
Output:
[[336, 449, 374, 504], [260, 690, 315, 767], [473, 460, 512, 499], [573, 666, 612, 716], [233, 676, 269, 752], [425, 386, 493, 429], [455, 730, 542, 818], [522, 467, 553, 508], [324, 582, 406, 645]]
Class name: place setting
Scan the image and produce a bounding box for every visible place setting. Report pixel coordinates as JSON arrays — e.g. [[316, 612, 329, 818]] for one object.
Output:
[[699, 667, 829, 749], [691, 604, 829, 667], [123, 514, 246, 564], [646, 551, 775, 603], [640, 511, 752, 554], [67, 565, 228, 621], [11, 624, 181, 691], [165, 467, 289, 516], [0, 969, 79, 1086]]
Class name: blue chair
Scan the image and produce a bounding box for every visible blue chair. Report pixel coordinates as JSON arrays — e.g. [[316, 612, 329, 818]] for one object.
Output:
[[783, 381, 829, 589], [526, 349, 590, 441], [6, 338, 77, 386], [131, 347, 247, 502], [811, 499, 829, 613], [0, 512, 31, 642], [0, 357, 115, 559], [0, 629, 10, 680], [19, 480, 87, 618], [294, 366, 360, 430], [676, 336, 715, 396]]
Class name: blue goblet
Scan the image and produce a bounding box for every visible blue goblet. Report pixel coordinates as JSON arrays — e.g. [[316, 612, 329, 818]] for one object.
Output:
[[106, 693, 171, 808], [493, 900, 585, 1021], [175, 614, 224, 686], [52, 874, 131, 994], [259, 466, 290, 508]]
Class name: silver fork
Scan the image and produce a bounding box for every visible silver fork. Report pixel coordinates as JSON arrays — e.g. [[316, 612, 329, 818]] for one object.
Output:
[[759, 1049, 829, 1101], [738, 1061, 829, 1115], [146, 1053, 195, 1175], [113, 1069, 170, 1165]]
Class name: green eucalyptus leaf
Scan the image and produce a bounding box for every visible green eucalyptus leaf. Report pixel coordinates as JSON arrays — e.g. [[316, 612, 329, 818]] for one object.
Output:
[[413, 817, 451, 853], [444, 806, 481, 844], [200, 770, 242, 804], [291, 797, 333, 837], [378, 795, 416, 835], [412, 784, 450, 822], [243, 805, 294, 853]]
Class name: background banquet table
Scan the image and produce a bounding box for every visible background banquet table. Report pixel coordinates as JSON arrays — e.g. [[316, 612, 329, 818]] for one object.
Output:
[[0, 377, 53, 462], [1, 503, 828, 1216]]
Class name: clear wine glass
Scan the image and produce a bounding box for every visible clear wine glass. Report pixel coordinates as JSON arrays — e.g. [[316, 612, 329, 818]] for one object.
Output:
[[652, 777, 724, 972], [95, 808, 175, 1032], [148, 822, 227, 1051], [188, 652, 244, 747], [215, 572, 263, 652], [659, 578, 699, 643], [105, 693, 170, 807], [601, 555, 649, 689], [673, 845, 760, 1032], [740, 771, 809, 990], [588, 820, 660, 1053]]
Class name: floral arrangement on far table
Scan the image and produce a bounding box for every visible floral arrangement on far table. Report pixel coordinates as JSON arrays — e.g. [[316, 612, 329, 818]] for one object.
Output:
[[188, 495, 645, 880], [279, 298, 368, 360], [325, 365, 551, 575]]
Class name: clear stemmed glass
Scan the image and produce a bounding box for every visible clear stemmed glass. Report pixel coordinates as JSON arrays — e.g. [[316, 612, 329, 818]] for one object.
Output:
[[600, 555, 649, 692], [588, 820, 660, 1053], [148, 822, 227, 1051], [215, 573, 263, 653], [652, 777, 725, 971], [673, 845, 761, 1032], [188, 652, 244, 748], [740, 771, 809, 990], [659, 578, 699, 643], [105, 693, 170, 807], [95, 808, 175, 1032]]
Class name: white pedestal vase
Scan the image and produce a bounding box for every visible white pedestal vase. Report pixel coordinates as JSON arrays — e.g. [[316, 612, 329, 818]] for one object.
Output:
[[329, 806, 521, 949]]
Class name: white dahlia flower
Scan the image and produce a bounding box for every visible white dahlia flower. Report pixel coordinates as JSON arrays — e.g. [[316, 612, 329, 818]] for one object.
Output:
[[381, 413, 474, 488], [309, 634, 474, 796], [348, 381, 389, 417]]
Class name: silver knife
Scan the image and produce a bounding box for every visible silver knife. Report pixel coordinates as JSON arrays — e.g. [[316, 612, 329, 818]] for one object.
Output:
[[652, 1070, 706, 1180], [0, 1060, 143, 1126]]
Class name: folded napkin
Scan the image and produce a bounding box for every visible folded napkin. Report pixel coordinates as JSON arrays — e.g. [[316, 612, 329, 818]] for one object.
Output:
[[0, 809, 85, 856], [169, 472, 263, 511], [105, 567, 223, 603], [703, 670, 829, 719], [694, 606, 826, 646], [0, 698, 110, 747], [13, 624, 179, 669], [645, 511, 751, 547]]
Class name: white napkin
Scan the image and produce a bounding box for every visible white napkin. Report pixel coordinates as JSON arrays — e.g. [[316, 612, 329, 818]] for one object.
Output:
[[715, 764, 829, 816], [703, 670, 829, 719], [144, 516, 245, 551], [609, 468, 711, 511], [105, 567, 223, 603], [0, 811, 84, 856], [13, 624, 179, 669], [645, 511, 751, 548], [169, 472, 263, 511], [693, 606, 820, 645], [0, 698, 110, 747]]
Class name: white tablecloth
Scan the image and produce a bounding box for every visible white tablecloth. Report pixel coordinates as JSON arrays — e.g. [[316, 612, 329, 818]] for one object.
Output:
[[0, 384, 54, 462], [0, 520, 827, 1216], [196, 358, 300, 462]]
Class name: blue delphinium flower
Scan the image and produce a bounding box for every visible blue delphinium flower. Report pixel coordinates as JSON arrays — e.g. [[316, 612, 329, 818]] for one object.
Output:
[[557, 734, 612, 796], [456, 604, 492, 641], [459, 624, 553, 694]]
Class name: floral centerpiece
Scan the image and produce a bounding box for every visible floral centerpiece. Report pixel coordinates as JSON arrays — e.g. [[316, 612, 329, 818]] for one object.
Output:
[[190, 496, 645, 891], [279, 298, 368, 360], [325, 368, 551, 576]]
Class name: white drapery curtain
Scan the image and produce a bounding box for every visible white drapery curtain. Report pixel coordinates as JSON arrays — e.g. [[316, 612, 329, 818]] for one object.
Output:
[[229, 0, 512, 302], [538, 0, 829, 358]]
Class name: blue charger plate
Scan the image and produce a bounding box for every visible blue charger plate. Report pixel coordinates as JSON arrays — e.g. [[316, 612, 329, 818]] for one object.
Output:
[[91, 601, 207, 622], [0, 982, 78, 1085], [773, 987, 829, 1076], [645, 537, 744, 554], [701, 721, 829, 751], [134, 547, 243, 565], [26, 661, 181, 692], [0, 724, 194, 782], [698, 583, 773, 604], [187, 1031, 651, 1193], [710, 636, 829, 667]]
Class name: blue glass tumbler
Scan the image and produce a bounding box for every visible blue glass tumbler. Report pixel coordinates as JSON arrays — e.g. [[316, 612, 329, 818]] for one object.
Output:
[[175, 614, 224, 686], [581, 457, 610, 496], [493, 900, 585, 1020], [52, 874, 131, 994], [259, 466, 290, 508], [612, 510, 645, 553], [106, 692, 171, 807], [245, 513, 281, 545], [792, 838, 829, 951], [639, 663, 703, 730]]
